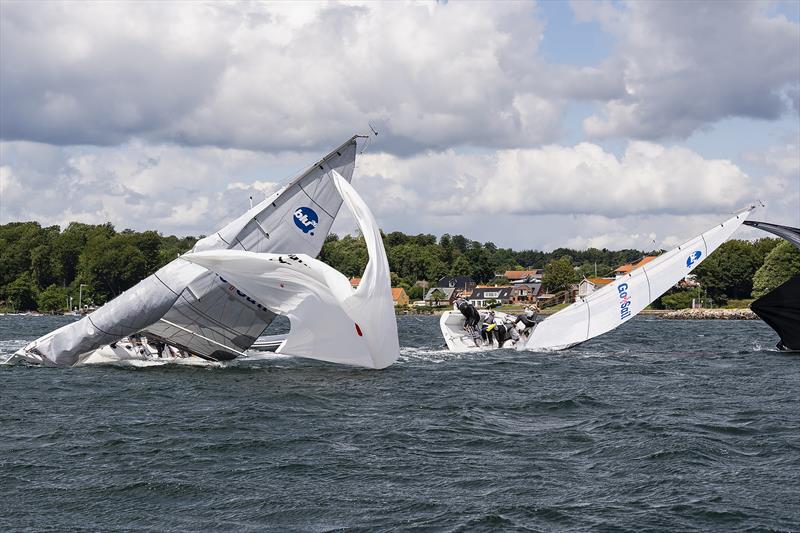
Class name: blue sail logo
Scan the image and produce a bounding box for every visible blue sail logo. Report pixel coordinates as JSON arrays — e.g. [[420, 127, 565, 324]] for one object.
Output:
[[293, 207, 319, 234], [686, 250, 702, 267]]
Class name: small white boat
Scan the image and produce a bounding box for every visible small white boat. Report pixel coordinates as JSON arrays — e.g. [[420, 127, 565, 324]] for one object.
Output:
[[440, 310, 532, 351]]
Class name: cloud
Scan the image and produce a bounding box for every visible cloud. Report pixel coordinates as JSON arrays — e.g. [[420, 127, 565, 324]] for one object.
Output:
[[0, 1, 628, 154], [0, 140, 302, 234], [357, 141, 752, 218], [575, 0, 800, 139]]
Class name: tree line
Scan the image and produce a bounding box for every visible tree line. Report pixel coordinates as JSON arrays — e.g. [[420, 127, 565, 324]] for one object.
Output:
[[1, 221, 798, 312]]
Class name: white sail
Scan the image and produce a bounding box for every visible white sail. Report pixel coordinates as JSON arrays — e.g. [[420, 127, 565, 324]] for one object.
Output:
[[520, 209, 753, 351], [14, 137, 362, 366], [182, 170, 400, 369]]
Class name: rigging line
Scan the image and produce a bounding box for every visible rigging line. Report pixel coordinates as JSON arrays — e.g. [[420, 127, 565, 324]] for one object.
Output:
[[298, 183, 337, 219], [157, 318, 249, 358]]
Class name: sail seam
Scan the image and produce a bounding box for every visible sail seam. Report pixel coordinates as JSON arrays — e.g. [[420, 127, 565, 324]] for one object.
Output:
[[701, 234, 709, 260], [298, 183, 336, 219], [585, 301, 591, 340], [642, 268, 652, 302]]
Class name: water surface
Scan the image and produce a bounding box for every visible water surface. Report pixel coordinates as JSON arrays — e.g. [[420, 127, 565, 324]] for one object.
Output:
[[1, 315, 798, 531]]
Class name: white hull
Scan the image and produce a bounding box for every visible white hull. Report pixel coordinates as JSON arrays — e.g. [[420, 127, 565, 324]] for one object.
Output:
[[440, 310, 527, 352]]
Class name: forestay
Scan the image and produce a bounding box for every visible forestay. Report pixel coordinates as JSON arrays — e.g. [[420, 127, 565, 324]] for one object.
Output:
[[521, 209, 753, 351], [182, 170, 400, 369], [16, 137, 360, 366]]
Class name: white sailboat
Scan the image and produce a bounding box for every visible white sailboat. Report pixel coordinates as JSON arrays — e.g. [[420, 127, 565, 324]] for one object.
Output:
[[8, 135, 399, 368], [441, 208, 754, 352]]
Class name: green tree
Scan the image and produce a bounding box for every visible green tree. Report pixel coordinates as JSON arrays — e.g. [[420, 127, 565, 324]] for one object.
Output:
[[661, 289, 696, 310], [407, 285, 424, 300], [7, 272, 38, 311], [542, 257, 579, 293], [450, 254, 472, 277], [752, 241, 800, 297], [38, 284, 67, 314], [694, 240, 762, 301]]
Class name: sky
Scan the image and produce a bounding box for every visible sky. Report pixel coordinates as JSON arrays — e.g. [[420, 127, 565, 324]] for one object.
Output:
[[1, 0, 798, 251]]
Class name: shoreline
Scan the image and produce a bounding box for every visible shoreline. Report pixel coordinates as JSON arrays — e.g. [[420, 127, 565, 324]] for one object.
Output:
[[394, 307, 758, 320]]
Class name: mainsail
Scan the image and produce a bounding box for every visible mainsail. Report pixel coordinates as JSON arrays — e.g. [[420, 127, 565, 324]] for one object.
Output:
[[15, 136, 362, 366], [744, 220, 800, 351], [520, 209, 754, 351], [182, 170, 400, 369]]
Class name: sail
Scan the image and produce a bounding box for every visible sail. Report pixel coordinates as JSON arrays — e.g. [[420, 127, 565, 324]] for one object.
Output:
[[182, 170, 400, 369], [743, 221, 800, 252], [745, 221, 800, 350], [16, 137, 361, 366], [750, 274, 800, 351], [521, 209, 753, 351]]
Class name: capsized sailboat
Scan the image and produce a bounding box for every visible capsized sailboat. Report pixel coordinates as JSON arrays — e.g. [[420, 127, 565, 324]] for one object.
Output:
[[440, 208, 754, 352], [8, 136, 372, 367], [183, 171, 400, 369], [743, 221, 800, 352]]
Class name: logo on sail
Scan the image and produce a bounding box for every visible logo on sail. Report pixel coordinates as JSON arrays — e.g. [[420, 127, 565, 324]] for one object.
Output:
[[618, 283, 632, 320], [293, 207, 319, 234], [686, 250, 702, 267]]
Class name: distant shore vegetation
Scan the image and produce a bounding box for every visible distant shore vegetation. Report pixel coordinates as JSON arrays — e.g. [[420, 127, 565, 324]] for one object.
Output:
[[1, 221, 798, 313]]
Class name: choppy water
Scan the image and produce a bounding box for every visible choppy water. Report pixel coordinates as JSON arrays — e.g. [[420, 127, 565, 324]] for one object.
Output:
[[1, 314, 798, 531]]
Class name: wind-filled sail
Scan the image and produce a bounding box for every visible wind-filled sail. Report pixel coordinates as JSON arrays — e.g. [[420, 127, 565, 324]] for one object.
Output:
[[520, 209, 753, 351], [183, 170, 400, 369], [15, 137, 361, 366], [744, 220, 800, 351]]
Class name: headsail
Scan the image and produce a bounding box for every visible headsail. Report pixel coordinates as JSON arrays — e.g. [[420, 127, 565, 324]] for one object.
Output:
[[15, 137, 362, 366], [520, 209, 754, 351], [183, 170, 400, 369]]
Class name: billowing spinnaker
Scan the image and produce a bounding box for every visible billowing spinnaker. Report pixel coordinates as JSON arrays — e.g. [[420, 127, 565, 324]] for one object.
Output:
[[183, 170, 400, 369], [521, 209, 753, 351], [17, 138, 360, 366]]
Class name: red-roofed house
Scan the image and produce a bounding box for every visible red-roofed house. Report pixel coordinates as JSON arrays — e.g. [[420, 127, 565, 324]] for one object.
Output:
[[392, 288, 409, 306], [613, 256, 657, 278]]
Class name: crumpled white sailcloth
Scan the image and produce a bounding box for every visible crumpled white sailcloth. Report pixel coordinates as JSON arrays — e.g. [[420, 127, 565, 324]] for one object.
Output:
[[183, 170, 400, 369]]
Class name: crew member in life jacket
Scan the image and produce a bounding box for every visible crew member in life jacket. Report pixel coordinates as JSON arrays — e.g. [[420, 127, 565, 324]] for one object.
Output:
[[479, 310, 497, 345], [454, 297, 480, 330], [493, 317, 520, 348], [515, 305, 539, 337]]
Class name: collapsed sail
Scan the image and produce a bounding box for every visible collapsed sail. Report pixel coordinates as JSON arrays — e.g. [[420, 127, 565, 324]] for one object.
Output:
[[520, 209, 753, 351], [183, 170, 400, 369], [744, 220, 800, 351], [16, 137, 361, 366]]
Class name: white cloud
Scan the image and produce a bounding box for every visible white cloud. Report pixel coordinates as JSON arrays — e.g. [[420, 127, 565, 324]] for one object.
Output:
[[1, 1, 583, 153], [358, 141, 752, 218], [575, 0, 800, 139]]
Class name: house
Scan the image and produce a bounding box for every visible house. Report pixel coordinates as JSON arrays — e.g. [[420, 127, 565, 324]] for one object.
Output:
[[424, 287, 457, 306], [578, 277, 614, 298], [613, 256, 657, 278], [503, 269, 543, 283], [468, 286, 513, 308], [436, 275, 476, 292], [391, 288, 410, 306], [510, 282, 541, 303]]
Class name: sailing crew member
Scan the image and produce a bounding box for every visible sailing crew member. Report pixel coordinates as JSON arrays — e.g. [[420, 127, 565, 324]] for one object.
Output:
[[515, 305, 538, 337], [492, 318, 517, 348], [454, 297, 480, 330], [480, 310, 497, 345]]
